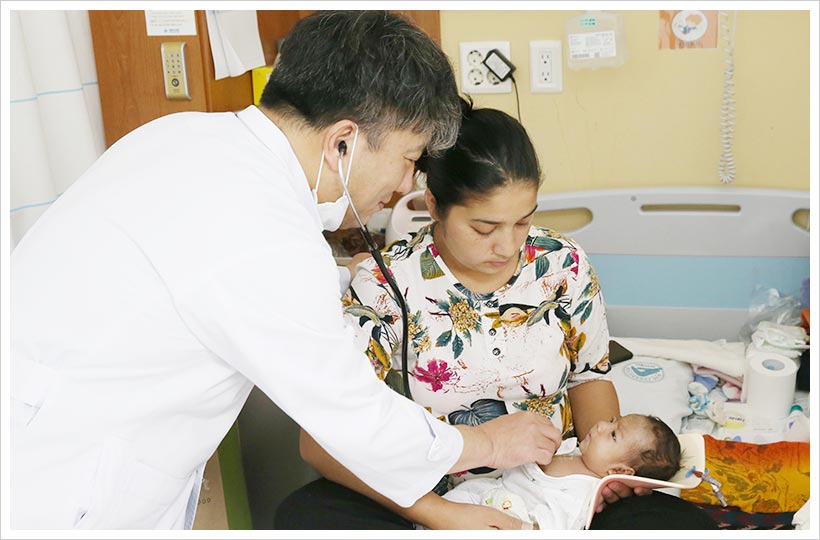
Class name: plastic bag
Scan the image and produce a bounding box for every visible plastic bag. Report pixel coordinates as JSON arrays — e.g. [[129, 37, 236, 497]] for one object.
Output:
[[738, 287, 802, 343]]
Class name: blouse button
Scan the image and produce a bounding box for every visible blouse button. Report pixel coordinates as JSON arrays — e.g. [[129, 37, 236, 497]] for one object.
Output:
[[492, 347, 501, 356], [488, 328, 497, 337]]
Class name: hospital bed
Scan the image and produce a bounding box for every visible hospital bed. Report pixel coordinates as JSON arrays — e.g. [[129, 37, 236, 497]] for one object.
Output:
[[234, 186, 810, 529]]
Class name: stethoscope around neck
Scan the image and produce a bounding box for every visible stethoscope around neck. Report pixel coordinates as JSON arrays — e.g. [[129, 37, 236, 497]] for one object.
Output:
[[335, 140, 413, 401]]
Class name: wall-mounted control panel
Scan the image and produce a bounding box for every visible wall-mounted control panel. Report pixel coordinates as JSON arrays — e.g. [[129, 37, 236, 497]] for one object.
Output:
[[161, 41, 191, 100]]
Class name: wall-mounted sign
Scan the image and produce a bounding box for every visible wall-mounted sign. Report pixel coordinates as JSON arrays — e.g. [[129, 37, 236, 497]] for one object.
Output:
[[145, 11, 197, 37], [659, 10, 717, 49]]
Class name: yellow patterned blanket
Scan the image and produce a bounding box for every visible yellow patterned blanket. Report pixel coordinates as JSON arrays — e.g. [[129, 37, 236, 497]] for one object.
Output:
[[680, 435, 810, 513]]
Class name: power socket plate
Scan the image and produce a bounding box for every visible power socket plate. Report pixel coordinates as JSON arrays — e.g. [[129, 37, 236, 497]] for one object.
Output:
[[530, 40, 562, 94], [459, 41, 512, 94]]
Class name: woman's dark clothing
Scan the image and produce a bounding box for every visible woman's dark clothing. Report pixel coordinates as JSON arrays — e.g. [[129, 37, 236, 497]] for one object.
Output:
[[274, 477, 719, 530]]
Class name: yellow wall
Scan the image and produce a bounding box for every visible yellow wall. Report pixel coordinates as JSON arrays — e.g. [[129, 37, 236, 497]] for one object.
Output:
[[441, 10, 810, 192]]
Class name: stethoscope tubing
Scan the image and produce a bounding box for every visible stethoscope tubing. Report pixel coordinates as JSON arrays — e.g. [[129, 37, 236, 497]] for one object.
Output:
[[337, 166, 413, 400]]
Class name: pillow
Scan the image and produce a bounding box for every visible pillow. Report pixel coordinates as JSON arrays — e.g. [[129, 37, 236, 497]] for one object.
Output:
[[680, 436, 810, 513], [604, 355, 693, 433]]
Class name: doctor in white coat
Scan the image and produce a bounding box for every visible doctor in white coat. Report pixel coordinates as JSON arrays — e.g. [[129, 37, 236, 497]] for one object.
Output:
[[10, 11, 562, 530]]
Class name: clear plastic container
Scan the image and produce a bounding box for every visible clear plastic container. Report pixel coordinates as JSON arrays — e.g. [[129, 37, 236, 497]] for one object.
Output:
[[565, 11, 627, 70], [784, 405, 810, 442]]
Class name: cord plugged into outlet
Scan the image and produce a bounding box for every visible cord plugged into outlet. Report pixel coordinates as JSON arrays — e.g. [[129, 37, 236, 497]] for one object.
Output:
[[483, 49, 515, 82], [459, 41, 512, 94]]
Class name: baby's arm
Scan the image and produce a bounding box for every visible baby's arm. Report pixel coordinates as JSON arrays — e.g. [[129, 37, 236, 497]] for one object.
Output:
[[419, 478, 533, 530]]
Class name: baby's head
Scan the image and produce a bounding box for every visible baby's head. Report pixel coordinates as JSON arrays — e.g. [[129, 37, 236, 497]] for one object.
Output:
[[578, 414, 681, 480]]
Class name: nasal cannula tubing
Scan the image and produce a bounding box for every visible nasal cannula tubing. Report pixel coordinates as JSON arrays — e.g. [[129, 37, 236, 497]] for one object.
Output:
[[336, 152, 413, 401]]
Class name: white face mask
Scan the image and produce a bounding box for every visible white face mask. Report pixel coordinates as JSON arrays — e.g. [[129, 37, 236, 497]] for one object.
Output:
[[312, 126, 359, 231]]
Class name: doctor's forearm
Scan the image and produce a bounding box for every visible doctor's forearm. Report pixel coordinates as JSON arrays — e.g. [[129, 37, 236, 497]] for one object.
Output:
[[298, 430, 444, 526], [447, 424, 493, 473]]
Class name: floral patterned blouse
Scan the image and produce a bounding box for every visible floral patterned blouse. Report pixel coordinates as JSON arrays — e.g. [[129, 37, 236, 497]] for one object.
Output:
[[343, 224, 610, 480]]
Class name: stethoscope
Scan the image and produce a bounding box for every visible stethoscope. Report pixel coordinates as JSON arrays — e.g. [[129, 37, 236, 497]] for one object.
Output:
[[336, 140, 413, 400]]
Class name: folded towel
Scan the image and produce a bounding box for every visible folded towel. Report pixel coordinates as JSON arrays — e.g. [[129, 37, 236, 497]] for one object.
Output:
[[751, 321, 809, 358], [613, 338, 746, 378], [692, 365, 743, 388]]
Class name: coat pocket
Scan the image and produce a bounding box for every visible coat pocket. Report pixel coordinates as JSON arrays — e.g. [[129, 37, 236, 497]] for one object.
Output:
[[74, 437, 196, 529]]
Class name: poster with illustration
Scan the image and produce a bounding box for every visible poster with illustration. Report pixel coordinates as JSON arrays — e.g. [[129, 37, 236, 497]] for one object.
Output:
[[659, 10, 718, 49]]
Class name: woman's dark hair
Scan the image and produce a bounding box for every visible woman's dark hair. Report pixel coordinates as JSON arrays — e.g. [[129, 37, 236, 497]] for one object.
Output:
[[419, 97, 542, 216], [260, 11, 460, 154]]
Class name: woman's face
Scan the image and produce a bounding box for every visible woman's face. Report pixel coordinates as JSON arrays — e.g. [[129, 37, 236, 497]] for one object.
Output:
[[428, 182, 538, 276]]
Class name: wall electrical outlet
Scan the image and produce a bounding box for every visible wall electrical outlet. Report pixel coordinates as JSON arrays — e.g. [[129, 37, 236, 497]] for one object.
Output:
[[530, 40, 562, 93], [459, 41, 512, 94]]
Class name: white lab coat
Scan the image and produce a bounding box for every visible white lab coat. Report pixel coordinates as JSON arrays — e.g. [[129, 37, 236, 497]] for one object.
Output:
[[10, 106, 462, 529]]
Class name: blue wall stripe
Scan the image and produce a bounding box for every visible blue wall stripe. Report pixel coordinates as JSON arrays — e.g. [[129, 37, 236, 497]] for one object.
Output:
[[10, 198, 58, 213], [32, 87, 83, 97], [588, 254, 810, 309], [10, 82, 98, 104], [10, 96, 38, 104]]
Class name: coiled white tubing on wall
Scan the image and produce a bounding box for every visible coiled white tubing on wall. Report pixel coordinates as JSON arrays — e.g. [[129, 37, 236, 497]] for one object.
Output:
[[718, 11, 738, 184]]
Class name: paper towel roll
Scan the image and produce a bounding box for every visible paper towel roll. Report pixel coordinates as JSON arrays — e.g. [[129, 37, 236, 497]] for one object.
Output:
[[744, 354, 798, 419]]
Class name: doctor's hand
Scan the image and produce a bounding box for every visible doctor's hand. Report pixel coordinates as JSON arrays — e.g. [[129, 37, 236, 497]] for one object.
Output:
[[593, 479, 652, 513], [423, 500, 534, 530], [475, 411, 563, 470]]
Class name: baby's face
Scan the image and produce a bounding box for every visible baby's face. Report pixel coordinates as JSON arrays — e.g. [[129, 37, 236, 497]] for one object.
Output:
[[578, 414, 651, 477]]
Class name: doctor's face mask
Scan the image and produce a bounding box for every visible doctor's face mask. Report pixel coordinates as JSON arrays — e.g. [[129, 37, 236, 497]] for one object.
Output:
[[312, 127, 358, 231]]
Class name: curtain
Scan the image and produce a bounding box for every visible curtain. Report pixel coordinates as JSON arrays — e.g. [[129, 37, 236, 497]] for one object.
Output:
[[9, 10, 105, 248]]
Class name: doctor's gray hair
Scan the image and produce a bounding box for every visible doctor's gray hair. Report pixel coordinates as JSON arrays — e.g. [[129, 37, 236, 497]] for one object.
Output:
[[259, 11, 460, 155]]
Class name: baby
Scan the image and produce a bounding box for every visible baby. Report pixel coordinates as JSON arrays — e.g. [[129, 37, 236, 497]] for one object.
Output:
[[442, 413, 682, 529]]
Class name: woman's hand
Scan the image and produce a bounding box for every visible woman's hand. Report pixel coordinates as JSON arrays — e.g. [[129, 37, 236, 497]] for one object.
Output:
[[346, 251, 371, 275], [593, 480, 652, 513], [423, 500, 534, 530]]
